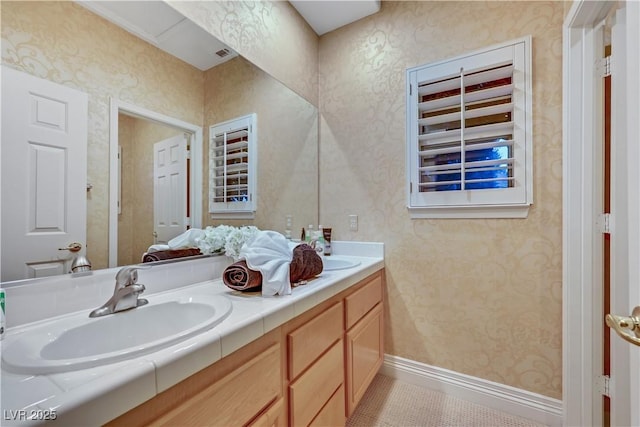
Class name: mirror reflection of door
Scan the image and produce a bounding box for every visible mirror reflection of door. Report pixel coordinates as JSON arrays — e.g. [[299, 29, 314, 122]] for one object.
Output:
[[153, 133, 188, 245], [117, 113, 189, 266]]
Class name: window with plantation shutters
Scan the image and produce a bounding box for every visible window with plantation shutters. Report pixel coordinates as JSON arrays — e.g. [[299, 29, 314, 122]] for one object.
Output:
[[209, 113, 257, 219], [406, 37, 533, 218]]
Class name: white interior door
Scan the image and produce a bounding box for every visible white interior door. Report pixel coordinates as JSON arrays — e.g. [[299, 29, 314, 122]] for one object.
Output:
[[153, 133, 187, 245], [1, 66, 88, 282], [607, 2, 640, 426]]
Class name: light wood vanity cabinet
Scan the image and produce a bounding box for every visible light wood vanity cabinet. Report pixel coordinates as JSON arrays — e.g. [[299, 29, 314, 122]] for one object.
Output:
[[107, 270, 384, 427]]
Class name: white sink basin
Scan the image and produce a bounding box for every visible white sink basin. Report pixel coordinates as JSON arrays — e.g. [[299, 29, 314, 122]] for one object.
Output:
[[2, 294, 232, 375], [322, 258, 361, 271]]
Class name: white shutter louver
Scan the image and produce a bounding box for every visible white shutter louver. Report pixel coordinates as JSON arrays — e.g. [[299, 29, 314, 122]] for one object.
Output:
[[406, 37, 532, 218], [417, 63, 515, 192], [213, 127, 250, 203], [209, 114, 257, 218]]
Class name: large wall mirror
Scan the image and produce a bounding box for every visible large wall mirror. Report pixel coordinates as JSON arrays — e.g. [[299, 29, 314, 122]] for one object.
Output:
[[1, 1, 318, 276]]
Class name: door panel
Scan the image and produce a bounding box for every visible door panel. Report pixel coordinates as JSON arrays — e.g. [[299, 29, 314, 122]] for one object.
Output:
[[153, 134, 187, 244], [1, 66, 88, 282], [607, 2, 640, 426]]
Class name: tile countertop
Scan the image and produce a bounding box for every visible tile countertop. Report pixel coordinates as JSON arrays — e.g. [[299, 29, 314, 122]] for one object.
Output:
[[0, 241, 384, 426]]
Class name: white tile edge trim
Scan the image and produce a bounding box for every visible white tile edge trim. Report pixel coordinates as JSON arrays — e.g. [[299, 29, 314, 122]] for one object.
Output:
[[380, 354, 563, 427]]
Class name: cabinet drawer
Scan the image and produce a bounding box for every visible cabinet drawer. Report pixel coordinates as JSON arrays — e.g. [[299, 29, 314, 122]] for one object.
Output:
[[151, 343, 281, 426], [309, 384, 346, 427], [288, 301, 343, 380], [346, 303, 383, 416], [249, 397, 285, 427], [289, 339, 343, 427], [345, 274, 382, 329]]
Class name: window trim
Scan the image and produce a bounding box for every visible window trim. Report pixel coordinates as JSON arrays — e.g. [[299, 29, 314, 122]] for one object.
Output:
[[406, 36, 533, 219], [209, 113, 257, 220]]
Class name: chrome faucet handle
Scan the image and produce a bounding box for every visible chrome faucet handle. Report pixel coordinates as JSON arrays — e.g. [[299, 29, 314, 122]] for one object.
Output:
[[114, 266, 147, 289]]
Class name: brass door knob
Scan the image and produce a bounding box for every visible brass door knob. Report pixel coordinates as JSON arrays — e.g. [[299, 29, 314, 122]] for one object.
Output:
[[58, 242, 83, 253], [605, 306, 640, 347]]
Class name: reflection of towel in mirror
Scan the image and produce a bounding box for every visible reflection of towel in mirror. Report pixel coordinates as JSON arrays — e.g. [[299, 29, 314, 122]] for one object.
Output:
[[222, 240, 324, 294], [239, 231, 293, 296], [168, 228, 205, 249], [145, 229, 205, 254], [142, 248, 202, 263]]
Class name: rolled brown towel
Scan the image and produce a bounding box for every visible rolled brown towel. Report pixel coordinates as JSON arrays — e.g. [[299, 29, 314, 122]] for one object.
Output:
[[222, 243, 323, 292], [290, 244, 323, 284], [142, 248, 202, 263], [222, 260, 263, 291]]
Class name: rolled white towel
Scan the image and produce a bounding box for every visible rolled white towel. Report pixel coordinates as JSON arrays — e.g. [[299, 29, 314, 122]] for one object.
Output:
[[239, 230, 293, 296], [168, 228, 205, 249], [146, 244, 171, 253]]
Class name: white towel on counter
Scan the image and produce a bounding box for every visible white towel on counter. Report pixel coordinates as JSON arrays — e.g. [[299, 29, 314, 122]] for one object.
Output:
[[239, 230, 293, 296]]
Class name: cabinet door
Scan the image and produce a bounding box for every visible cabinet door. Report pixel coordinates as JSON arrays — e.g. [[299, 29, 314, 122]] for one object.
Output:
[[345, 303, 383, 417]]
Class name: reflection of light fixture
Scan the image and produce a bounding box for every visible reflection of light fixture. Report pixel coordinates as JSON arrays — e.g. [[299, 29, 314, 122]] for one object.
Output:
[[70, 255, 92, 273]]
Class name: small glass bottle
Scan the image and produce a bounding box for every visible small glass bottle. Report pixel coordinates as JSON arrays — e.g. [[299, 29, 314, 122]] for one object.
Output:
[[316, 225, 325, 254], [305, 225, 313, 243]]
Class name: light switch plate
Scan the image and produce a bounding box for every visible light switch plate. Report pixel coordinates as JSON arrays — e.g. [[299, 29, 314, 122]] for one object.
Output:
[[349, 214, 358, 231]]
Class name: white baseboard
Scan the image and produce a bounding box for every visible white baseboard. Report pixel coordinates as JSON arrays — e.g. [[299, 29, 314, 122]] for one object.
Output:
[[380, 354, 563, 427]]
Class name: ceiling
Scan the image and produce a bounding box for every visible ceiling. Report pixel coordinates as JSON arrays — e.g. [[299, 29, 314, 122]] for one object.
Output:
[[290, 0, 381, 35], [76, 1, 238, 71], [76, 0, 381, 71]]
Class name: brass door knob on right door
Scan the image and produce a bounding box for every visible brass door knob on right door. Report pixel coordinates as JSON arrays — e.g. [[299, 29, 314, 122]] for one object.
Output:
[[606, 306, 640, 347]]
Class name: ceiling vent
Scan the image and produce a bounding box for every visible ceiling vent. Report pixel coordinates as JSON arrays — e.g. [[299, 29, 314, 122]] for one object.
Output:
[[216, 48, 231, 58]]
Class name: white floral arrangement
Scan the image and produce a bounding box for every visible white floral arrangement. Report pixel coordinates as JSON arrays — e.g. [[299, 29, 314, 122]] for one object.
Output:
[[196, 225, 259, 260]]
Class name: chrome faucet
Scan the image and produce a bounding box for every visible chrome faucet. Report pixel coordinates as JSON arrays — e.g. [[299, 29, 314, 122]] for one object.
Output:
[[89, 266, 149, 318]]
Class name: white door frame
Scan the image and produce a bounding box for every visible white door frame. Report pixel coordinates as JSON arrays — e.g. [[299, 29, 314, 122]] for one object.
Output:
[[563, 1, 640, 426], [108, 98, 203, 267]]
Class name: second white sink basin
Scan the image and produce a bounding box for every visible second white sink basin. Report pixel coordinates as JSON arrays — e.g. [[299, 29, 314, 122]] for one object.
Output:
[[2, 294, 232, 375], [322, 258, 361, 271]]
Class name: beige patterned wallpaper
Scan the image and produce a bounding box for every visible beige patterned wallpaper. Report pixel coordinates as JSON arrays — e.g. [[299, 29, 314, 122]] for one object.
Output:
[[318, 1, 564, 399], [117, 114, 136, 266], [1, 1, 203, 269], [166, 0, 319, 106]]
